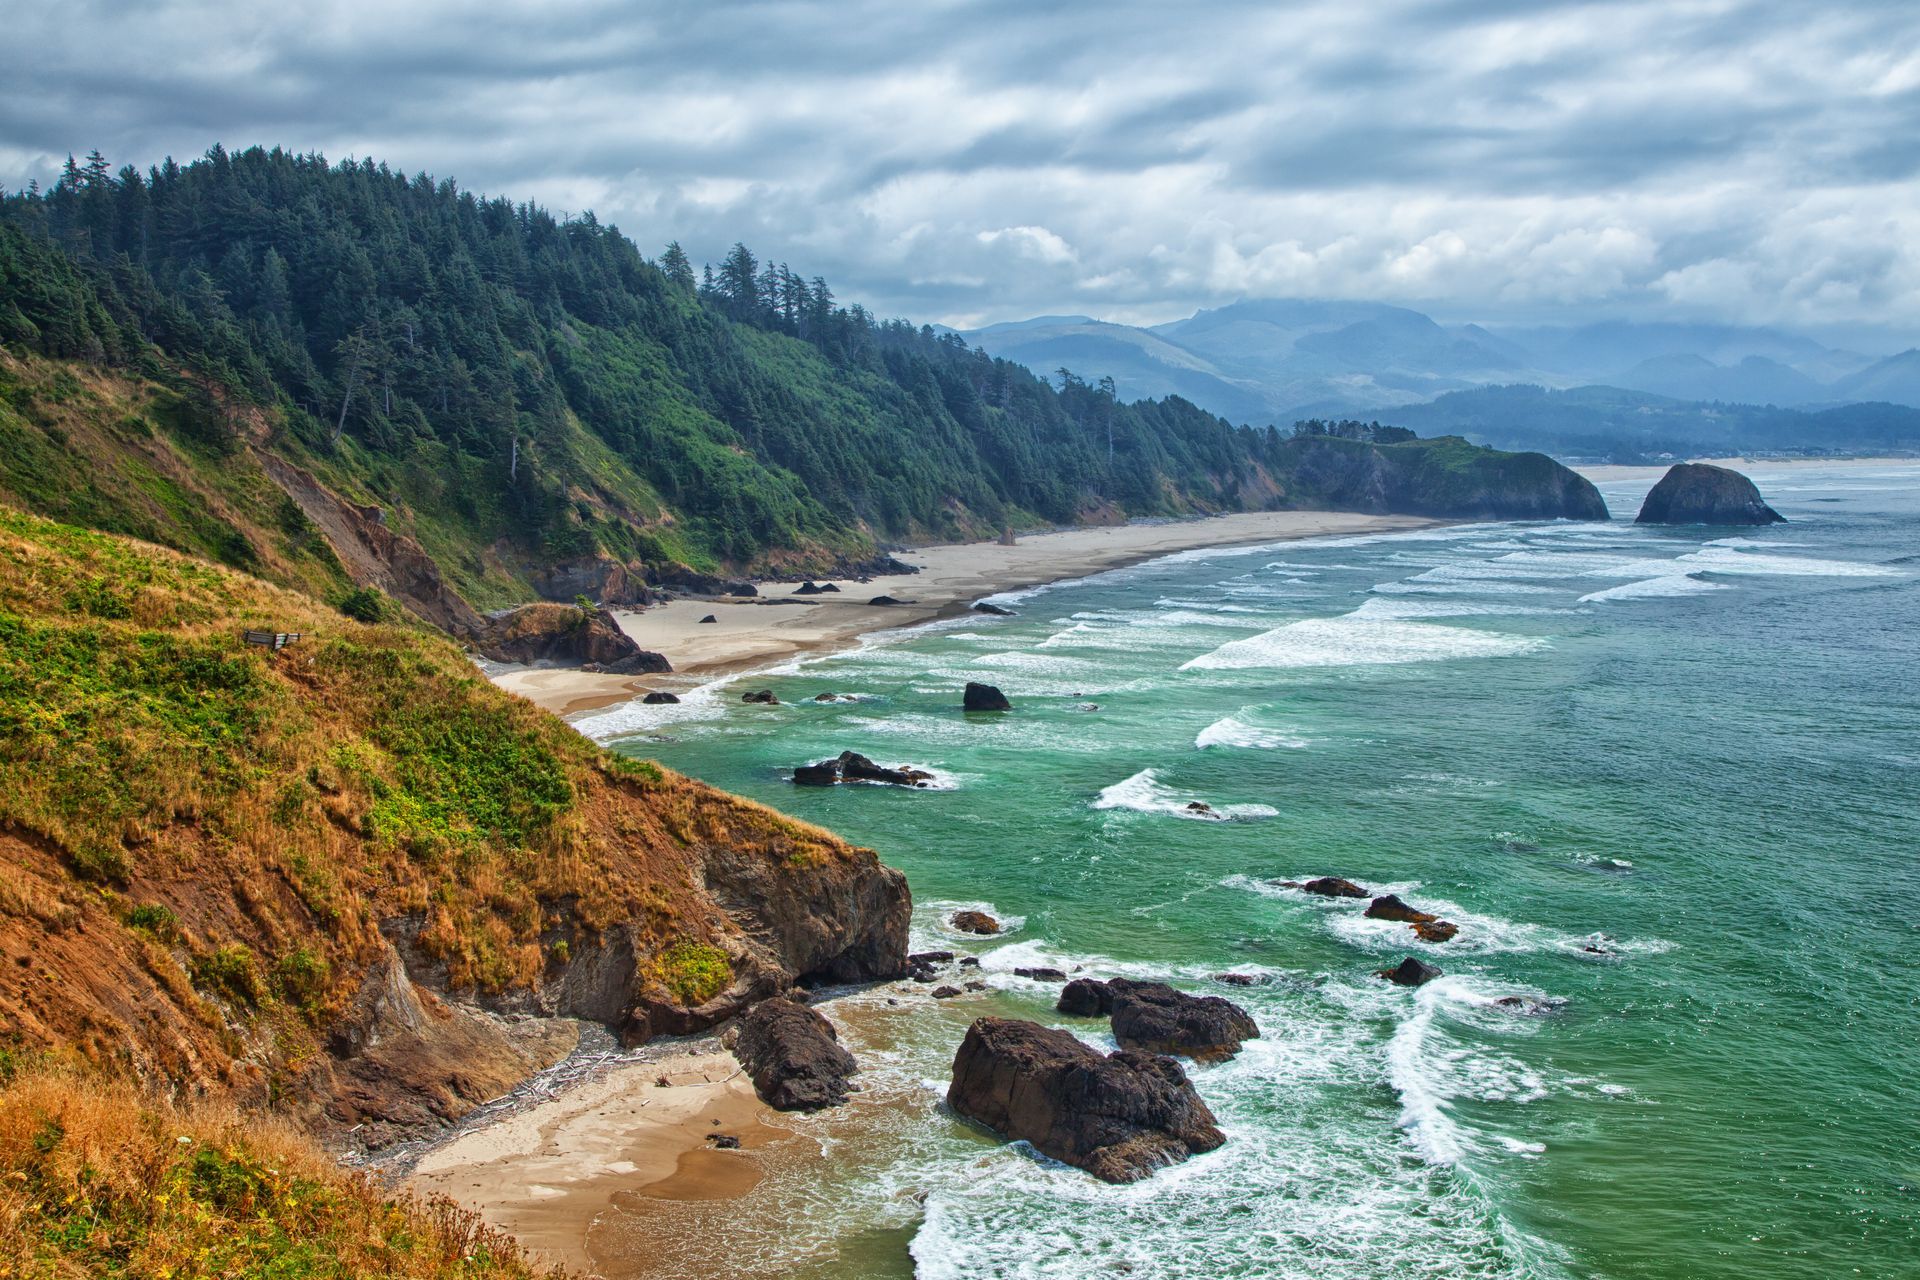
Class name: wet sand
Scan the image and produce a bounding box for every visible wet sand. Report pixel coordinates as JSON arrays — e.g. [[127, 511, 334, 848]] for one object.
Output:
[[490, 511, 1441, 716], [408, 1050, 800, 1276]]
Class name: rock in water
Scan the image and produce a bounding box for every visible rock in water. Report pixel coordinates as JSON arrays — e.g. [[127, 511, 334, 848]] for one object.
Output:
[[973, 601, 1016, 616], [951, 910, 1001, 935], [792, 762, 840, 787], [946, 1018, 1226, 1184], [741, 689, 779, 704], [1057, 979, 1258, 1063], [1379, 957, 1444, 987], [963, 681, 1012, 711], [1298, 876, 1369, 899], [733, 998, 857, 1111], [1364, 893, 1437, 924], [1057, 977, 1116, 1017], [1413, 920, 1460, 943], [1636, 463, 1785, 525], [641, 691, 679, 704]]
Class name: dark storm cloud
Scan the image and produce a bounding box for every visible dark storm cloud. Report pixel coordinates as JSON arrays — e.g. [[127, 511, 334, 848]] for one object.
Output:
[[4, 0, 1919, 330]]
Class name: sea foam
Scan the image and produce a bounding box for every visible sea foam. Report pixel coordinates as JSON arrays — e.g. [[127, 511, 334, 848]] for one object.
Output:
[[1180, 613, 1546, 671], [1092, 768, 1278, 820]]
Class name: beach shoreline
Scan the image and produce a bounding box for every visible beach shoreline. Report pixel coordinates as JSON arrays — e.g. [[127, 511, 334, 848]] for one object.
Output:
[[488, 510, 1445, 716]]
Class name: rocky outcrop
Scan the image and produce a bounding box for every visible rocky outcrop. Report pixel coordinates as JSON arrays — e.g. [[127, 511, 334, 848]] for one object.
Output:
[[642, 690, 680, 704], [790, 752, 935, 788], [951, 910, 1001, 935], [1636, 463, 1784, 525], [1363, 894, 1434, 923], [741, 689, 779, 704], [1056, 978, 1258, 1063], [646, 563, 757, 597], [964, 682, 1012, 711], [531, 555, 658, 607], [1380, 957, 1443, 987], [946, 1018, 1226, 1184], [733, 997, 858, 1111], [470, 603, 671, 673], [973, 601, 1016, 616], [1297, 876, 1369, 898]]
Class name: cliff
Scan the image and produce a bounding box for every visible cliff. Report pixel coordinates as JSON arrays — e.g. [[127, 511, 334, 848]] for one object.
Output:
[[0, 507, 909, 1151], [1273, 434, 1610, 520], [1636, 462, 1785, 524]]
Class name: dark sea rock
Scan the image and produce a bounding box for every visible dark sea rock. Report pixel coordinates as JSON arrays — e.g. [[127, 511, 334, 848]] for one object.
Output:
[[1365, 894, 1437, 924], [1057, 977, 1115, 1017], [960, 956, 981, 968], [1413, 920, 1460, 943], [733, 997, 857, 1111], [1014, 967, 1067, 982], [837, 751, 932, 787], [1185, 801, 1214, 815], [951, 910, 1001, 935], [792, 762, 839, 787], [1298, 876, 1370, 899], [698, 614, 718, 624], [1108, 980, 1258, 1063], [821, 583, 841, 593], [741, 689, 779, 704], [1212, 973, 1258, 987], [964, 681, 1013, 711], [642, 691, 680, 705], [931, 985, 963, 999], [909, 951, 955, 966], [868, 595, 907, 606], [706, 1133, 741, 1149], [794, 582, 824, 595], [973, 601, 1016, 616], [1379, 957, 1444, 987], [1636, 463, 1785, 525], [946, 1018, 1226, 1184]]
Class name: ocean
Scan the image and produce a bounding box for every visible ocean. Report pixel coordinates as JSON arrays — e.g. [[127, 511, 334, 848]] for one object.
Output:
[[586, 465, 1920, 1280]]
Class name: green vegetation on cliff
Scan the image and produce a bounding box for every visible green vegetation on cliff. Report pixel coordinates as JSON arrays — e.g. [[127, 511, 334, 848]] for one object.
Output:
[[1, 147, 1604, 619]]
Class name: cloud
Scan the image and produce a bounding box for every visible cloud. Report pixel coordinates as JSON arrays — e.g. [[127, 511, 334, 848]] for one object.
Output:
[[2, 0, 1918, 336]]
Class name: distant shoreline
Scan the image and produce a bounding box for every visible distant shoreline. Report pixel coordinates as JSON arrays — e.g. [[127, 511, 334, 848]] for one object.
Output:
[[1574, 454, 1918, 483], [489, 510, 1445, 717]]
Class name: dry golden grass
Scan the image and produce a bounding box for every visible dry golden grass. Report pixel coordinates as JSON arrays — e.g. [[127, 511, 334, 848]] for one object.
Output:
[[0, 1067, 567, 1278]]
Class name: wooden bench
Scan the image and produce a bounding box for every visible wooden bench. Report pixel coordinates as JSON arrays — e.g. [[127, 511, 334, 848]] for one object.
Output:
[[242, 630, 304, 651]]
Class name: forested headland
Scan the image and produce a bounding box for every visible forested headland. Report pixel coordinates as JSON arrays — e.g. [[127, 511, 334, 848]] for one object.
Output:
[[0, 146, 1603, 618]]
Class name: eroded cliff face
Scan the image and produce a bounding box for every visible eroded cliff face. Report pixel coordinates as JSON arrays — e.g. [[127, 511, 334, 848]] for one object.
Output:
[[0, 508, 909, 1152]]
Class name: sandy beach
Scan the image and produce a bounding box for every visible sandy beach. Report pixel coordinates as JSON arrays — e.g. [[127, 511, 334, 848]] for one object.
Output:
[[408, 1048, 800, 1277], [490, 511, 1441, 716]]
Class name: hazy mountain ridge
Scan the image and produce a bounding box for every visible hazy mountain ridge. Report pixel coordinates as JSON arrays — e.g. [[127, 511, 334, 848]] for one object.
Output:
[[963, 301, 1920, 452]]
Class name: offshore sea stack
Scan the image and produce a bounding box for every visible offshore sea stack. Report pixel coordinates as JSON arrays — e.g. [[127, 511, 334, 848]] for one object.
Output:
[[1636, 463, 1785, 524], [964, 681, 1013, 711], [733, 997, 858, 1111], [946, 1018, 1226, 1184]]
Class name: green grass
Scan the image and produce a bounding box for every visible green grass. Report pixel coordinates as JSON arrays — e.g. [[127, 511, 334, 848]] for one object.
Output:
[[654, 940, 732, 1005]]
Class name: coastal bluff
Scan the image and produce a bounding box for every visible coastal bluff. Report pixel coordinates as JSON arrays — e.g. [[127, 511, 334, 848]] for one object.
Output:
[[1636, 463, 1785, 524]]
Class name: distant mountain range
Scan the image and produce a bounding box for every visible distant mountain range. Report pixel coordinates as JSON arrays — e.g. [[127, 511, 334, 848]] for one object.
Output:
[[959, 302, 1920, 443]]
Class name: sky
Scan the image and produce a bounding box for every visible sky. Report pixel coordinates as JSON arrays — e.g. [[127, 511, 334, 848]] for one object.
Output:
[[5, 0, 1919, 338]]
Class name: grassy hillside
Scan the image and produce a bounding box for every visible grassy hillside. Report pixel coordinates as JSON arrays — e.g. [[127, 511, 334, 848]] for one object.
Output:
[[0, 506, 902, 1132], [0, 1068, 560, 1279]]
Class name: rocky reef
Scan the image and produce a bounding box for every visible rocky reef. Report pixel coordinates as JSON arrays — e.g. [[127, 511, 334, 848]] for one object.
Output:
[[1636, 463, 1785, 525], [946, 1018, 1226, 1183]]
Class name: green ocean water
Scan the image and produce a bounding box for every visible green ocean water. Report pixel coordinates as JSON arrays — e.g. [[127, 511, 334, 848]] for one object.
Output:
[[590, 465, 1920, 1280]]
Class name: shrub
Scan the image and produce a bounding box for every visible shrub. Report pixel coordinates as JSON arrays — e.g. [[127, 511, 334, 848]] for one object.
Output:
[[274, 946, 330, 1014], [192, 943, 267, 1007], [338, 586, 388, 622], [125, 902, 180, 942], [655, 940, 731, 1006]]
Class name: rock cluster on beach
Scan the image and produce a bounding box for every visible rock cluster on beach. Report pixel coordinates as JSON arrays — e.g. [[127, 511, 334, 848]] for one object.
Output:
[[470, 602, 671, 674], [1057, 978, 1259, 1063], [1635, 462, 1784, 525], [733, 997, 858, 1111], [946, 1017, 1226, 1184]]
